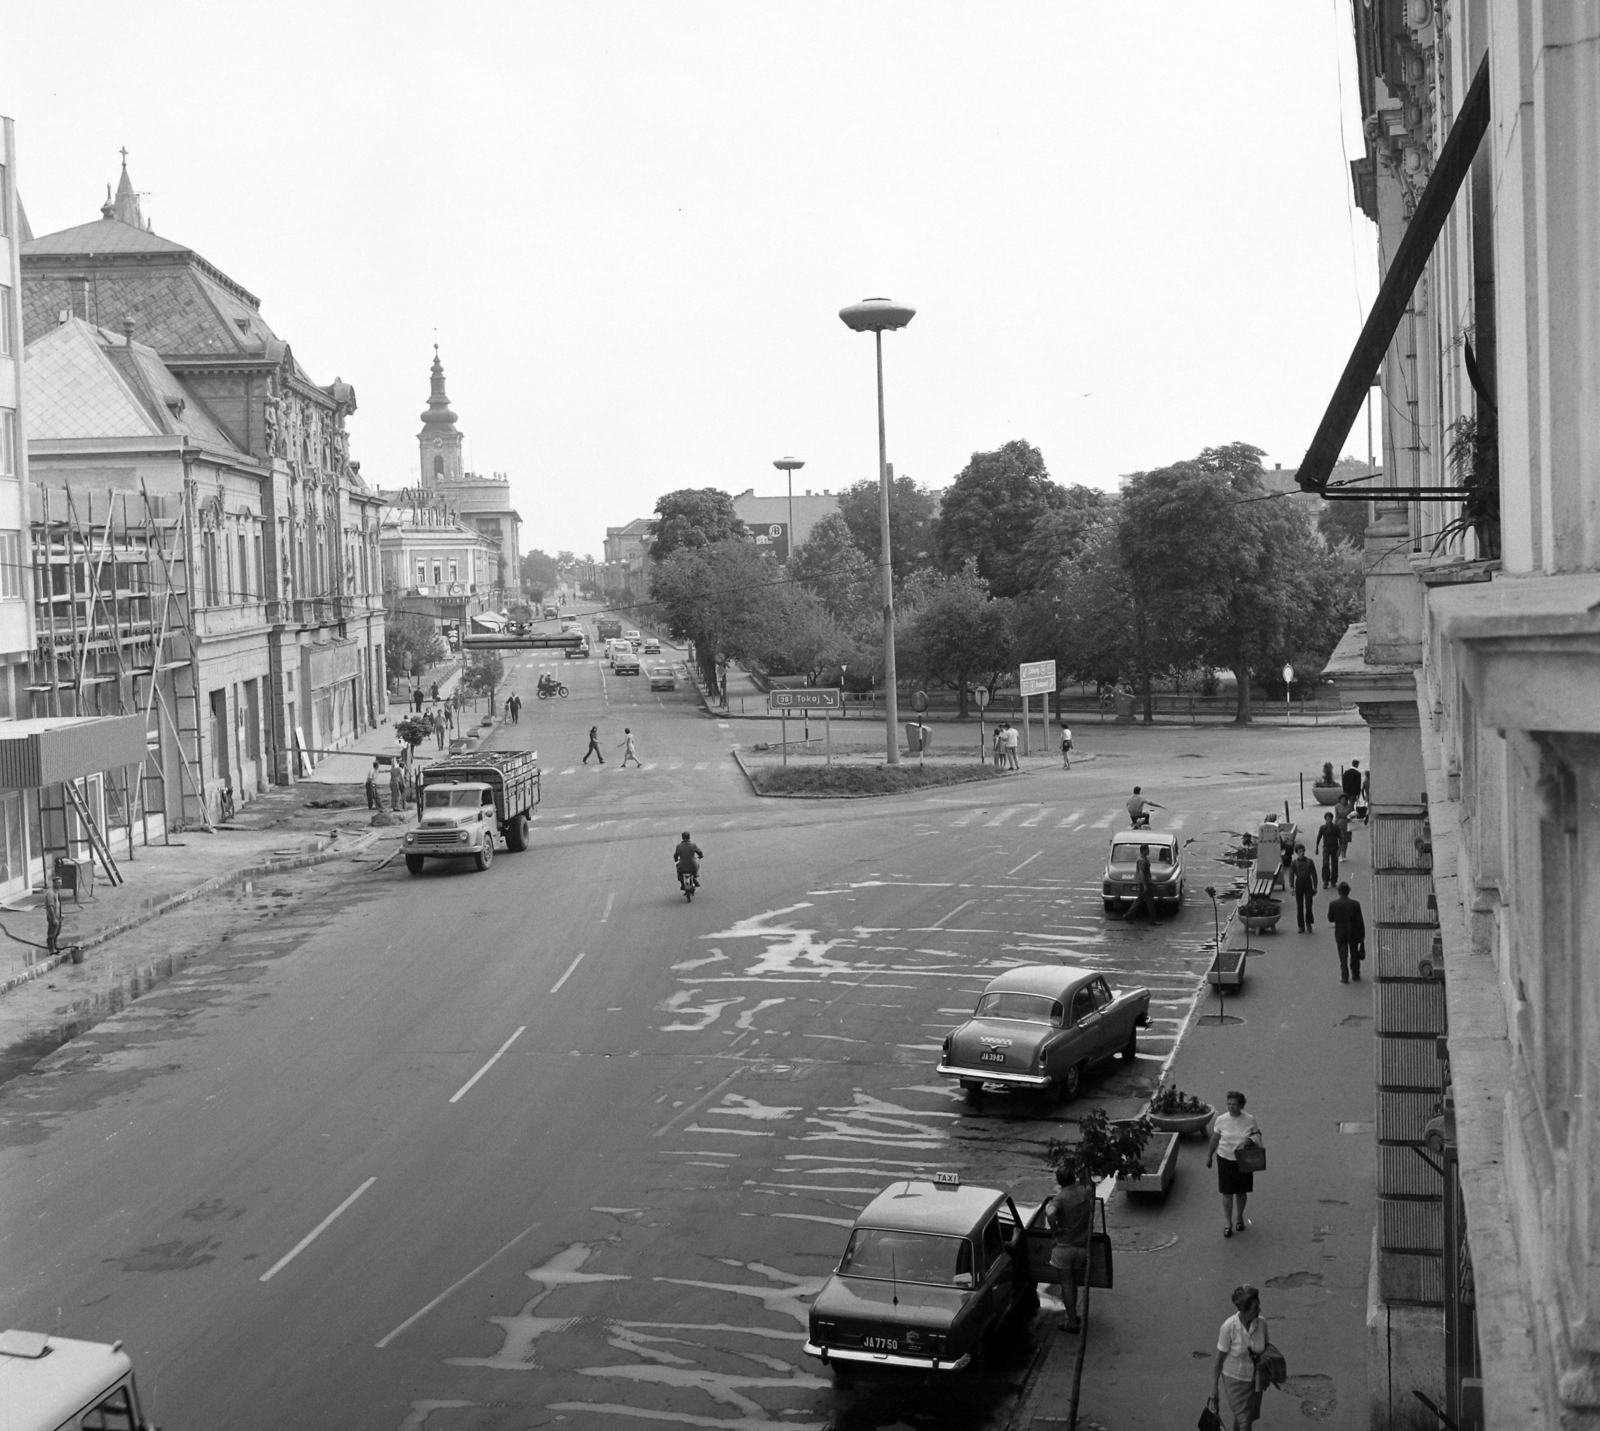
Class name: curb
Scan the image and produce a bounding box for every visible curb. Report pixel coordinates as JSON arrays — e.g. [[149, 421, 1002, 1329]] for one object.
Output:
[[0, 829, 387, 1000]]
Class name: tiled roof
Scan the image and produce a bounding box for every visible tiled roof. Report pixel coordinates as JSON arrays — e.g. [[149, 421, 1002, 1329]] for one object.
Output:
[[25, 319, 242, 452], [21, 265, 279, 355], [22, 217, 190, 257]]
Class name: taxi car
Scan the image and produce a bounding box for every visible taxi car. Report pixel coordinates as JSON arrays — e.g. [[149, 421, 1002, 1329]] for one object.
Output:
[[648, 665, 677, 691], [804, 1173, 1044, 1376], [937, 964, 1150, 1102], [1101, 831, 1185, 913]]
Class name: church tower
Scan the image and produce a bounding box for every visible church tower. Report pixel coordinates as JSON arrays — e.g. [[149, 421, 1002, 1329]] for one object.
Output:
[[418, 347, 464, 488]]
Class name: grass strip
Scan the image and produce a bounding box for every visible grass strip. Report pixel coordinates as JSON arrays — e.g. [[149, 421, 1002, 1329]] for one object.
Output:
[[747, 762, 1009, 797]]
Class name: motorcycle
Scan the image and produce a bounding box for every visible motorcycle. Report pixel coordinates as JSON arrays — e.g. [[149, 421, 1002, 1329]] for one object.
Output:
[[678, 867, 699, 902], [536, 677, 569, 700]]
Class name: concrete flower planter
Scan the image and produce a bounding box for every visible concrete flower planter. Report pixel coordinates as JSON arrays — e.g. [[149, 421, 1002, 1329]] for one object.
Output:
[[1119, 1130, 1180, 1198], [1207, 944, 1248, 990], [1147, 1106, 1214, 1138], [1312, 784, 1341, 805]]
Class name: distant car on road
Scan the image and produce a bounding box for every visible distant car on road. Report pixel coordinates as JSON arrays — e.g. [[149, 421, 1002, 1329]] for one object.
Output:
[[1101, 832, 1185, 914], [564, 641, 590, 659], [614, 654, 641, 676], [804, 1173, 1045, 1376], [936, 963, 1150, 1102], [623, 628, 641, 643], [642, 637, 661, 654], [648, 665, 676, 690]]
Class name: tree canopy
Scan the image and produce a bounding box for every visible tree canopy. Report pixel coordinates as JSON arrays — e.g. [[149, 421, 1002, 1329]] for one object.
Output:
[[934, 440, 1068, 598], [649, 539, 782, 693], [384, 613, 447, 684], [899, 561, 1016, 717], [788, 513, 877, 628], [836, 474, 938, 586], [647, 488, 747, 562]]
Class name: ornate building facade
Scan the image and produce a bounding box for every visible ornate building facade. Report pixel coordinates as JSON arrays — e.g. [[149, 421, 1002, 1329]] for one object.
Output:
[[21, 158, 388, 797]]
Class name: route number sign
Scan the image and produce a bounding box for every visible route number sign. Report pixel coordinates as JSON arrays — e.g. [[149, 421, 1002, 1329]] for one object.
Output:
[[1019, 659, 1057, 697], [769, 688, 843, 711]]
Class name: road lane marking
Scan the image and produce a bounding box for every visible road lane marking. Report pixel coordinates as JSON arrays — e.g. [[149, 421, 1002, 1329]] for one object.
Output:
[[1020, 810, 1046, 827], [1091, 810, 1117, 828], [1007, 851, 1043, 876], [1169, 812, 1188, 829], [654, 1066, 745, 1138], [550, 951, 588, 993], [694, 762, 708, 771], [375, 1222, 542, 1348], [984, 806, 1026, 827], [951, 810, 984, 826], [602, 893, 615, 923], [921, 899, 975, 931], [449, 1026, 527, 1104], [259, 1177, 376, 1282], [1057, 809, 1085, 827]]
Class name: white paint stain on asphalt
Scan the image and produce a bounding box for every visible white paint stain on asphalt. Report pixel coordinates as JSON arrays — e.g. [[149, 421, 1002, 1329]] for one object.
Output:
[[658, 990, 744, 1031], [446, 1242, 628, 1371]]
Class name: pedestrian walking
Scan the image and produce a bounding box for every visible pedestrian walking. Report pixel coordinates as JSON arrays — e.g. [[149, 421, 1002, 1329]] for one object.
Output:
[[1334, 794, 1353, 856], [992, 725, 1005, 770], [365, 761, 381, 809], [1004, 723, 1019, 770], [508, 692, 521, 725], [1125, 842, 1160, 925], [412, 687, 425, 713], [1209, 1284, 1268, 1429], [1291, 844, 1319, 931], [1061, 725, 1073, 769], [618, 727, 641, 767], [1206, 1090, 1264, 1236], [443, 704, 454, 731], [1314, 811, 1340, 887], [1045, 1159, 1094, 1334], [43, 876, 64, 959], [430, 681, 440, 702], [388, 758, 403, 812], [1358, 765, 1371, 823], [1341, 758, 1363, 806], [434, 711, 446, 749], [1328, 881, 1367, 982], [583, 725, 604, 764]]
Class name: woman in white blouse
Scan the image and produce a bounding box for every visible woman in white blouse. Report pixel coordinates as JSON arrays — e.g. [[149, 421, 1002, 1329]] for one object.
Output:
[[1210, 1284, 1267, 1428], [1206, 1089, 1264, 1236]]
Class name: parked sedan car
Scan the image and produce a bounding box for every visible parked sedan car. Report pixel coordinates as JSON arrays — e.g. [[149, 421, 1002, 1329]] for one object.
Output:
[[1101, 831, 1185, 913], [648, 665, 676, 691], [804, 1173, 1043, 1376], [937, 964, 1150, 1102], [613, 654, 641, 676]]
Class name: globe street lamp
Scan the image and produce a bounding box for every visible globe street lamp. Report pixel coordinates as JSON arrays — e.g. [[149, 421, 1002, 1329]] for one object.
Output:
[[838, 296, 915, 766], [774, 457, 804, 563]]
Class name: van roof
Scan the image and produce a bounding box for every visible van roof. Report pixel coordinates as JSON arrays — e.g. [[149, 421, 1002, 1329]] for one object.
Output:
[[0, 1331, 135, 1429]]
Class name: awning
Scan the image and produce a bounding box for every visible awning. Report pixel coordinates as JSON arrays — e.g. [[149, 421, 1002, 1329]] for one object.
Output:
[[1297, 53, 1491, 498], [0, 715, 150, 789]]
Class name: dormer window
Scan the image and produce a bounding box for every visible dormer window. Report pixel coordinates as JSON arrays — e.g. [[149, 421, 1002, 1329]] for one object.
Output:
[[234, 317, 250, 334], [165, 396, 185, 417]]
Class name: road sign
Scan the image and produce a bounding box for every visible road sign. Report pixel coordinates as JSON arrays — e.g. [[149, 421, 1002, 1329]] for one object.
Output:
[[769, 688, 842, 711], [974, 687, 990, 709], [1019, 659, 1057, 696], [912, 690, 929, 713]]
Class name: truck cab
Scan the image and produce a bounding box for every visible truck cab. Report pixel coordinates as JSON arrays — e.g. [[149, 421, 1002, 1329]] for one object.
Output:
[[406, 751, 540, 875]]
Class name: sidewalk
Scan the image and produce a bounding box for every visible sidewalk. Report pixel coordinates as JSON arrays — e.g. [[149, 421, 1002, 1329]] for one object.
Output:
[[1014, 826, 1376, 1427]]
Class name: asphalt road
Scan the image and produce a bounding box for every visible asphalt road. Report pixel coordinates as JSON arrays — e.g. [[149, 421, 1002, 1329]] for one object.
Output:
[[0, 612, 1352, 1430]]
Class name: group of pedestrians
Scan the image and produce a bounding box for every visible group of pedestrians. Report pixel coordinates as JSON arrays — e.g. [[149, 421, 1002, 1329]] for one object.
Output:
[[366, 757, 414, 813], [990, 723, 1019, 769], [580, 724, 641, 767]]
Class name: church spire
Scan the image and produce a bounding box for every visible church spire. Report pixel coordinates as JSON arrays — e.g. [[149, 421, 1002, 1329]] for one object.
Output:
[[110, 149, 144, 228], [418, 345, 464, 488], [419, 345, 459, 427]]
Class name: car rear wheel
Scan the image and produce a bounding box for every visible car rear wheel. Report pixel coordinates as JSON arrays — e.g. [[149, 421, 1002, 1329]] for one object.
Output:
[[1062, 1061, 1085, 1100], [1103, 899, 1118, 914], [961, 1079, 985, 1104], [506, 815, 529, 852], [1120, 1027, 1139, 1061]]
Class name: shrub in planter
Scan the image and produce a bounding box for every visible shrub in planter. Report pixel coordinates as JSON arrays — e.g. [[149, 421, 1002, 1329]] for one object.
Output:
[[1150, 1084, 1208, 1117], [1045, 1107, 1152, 1182], [1316, 761, 1337, 788]]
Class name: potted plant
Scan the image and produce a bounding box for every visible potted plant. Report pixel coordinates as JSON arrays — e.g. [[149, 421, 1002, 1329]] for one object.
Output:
[[1312, 761, 1341, 805], [1241, 896, 1282, 933], [1146, 1084, 1214, 1137]]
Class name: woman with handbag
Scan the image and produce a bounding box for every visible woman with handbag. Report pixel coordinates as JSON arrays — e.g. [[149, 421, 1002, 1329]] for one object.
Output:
[[1206, 1090, 1264, 1236], [1208, 1284, 1268, 1429], [1045, 1159, 1094, 1333]]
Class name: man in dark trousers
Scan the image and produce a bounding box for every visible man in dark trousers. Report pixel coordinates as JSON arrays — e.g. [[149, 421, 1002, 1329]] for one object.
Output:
[[1291, 843, 1320, 932], [1314, 811, 1341, 888], [365, 761, 382, 809], [1341, 760, 1364, 825], [43, 876, 64, 960], [583, 724, 604, 765], [1125, 843, 1160, 925], [1328, 881, 1367, 982]]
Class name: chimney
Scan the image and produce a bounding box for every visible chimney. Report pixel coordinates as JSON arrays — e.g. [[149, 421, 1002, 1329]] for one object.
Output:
[[68, 276, 90, 322], [122, 315, 135, 347]]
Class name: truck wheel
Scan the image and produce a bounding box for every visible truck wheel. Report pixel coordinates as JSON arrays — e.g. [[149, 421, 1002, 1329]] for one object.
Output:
[[404, 854, 425, 875], [506, 815, 529, 852], [474, 838, 495, 872], [1120, 1027, 1139, 1061], [1062, 1061, 1084, 1100]]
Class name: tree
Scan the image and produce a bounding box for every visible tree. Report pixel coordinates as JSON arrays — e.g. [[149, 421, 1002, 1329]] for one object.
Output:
[[384, 613, 447, 685], [650, 539, 785, 693], [789, 513, 877, 629], [647, 488, 747, 562], [461, 650, 505, 714], [899, 560, 1016, 717], [836, 474, 938, 586], [1013, 487, 1111, 593], [1118, 443, 1360, 723], [759, 590, 854, 685], [934, 440, 1068, 598], [1315, 459, 1377, 548], [521, 549, 560, 591]]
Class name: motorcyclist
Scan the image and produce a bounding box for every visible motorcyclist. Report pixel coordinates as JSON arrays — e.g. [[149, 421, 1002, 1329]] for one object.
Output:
[[1126, 786, 1163, 829], [674, 831, 704, 890]]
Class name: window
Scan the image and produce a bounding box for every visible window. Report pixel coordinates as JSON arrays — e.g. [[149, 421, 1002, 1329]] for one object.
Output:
[[0, 409, 14, 477], [203, 530, 221, 605], [416, 560, 428, 587], [1069, 988, 1095, 1024], [238, 532, 250, 599], [979, 1216, 1004, 1273], [448, 559, 459, 583], [0, 530, 20, 599], [254, 532, 263, 598], [0, 287, 12, 355], [80, 1380, 139, 1429], [1090, 978, 1113, 1009], [432, 561, 442, 586]]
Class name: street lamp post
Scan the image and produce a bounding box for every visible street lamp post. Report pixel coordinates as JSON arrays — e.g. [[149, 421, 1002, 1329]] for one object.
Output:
[[774, 457, 805, 564], [839, 296, 915, 766]]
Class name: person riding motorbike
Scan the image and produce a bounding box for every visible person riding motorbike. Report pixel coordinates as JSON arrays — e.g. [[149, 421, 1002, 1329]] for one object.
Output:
[[1126, 786, 1164, 829], [674, 831, 704, 893]]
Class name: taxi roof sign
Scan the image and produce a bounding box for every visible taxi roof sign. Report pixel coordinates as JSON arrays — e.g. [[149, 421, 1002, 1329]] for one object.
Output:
[[933, 1171, 961, 1188]]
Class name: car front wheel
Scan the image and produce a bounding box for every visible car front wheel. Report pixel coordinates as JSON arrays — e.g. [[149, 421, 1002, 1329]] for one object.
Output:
[[474, 838, 495, 872]]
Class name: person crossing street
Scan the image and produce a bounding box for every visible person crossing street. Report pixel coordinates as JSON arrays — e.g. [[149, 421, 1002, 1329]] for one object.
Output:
[[619, 727, 641, 768], [1314, 812, 1340, 887], [1291, 844, 1319, 931], [582, 725, 604, 764]]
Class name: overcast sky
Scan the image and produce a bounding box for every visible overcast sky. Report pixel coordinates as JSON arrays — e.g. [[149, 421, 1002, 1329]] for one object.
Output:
[[9, 2, 1377, 559]]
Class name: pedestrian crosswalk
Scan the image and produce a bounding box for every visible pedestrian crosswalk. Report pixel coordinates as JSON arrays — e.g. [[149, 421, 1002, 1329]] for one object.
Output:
[[935, 802, 1240, 840]]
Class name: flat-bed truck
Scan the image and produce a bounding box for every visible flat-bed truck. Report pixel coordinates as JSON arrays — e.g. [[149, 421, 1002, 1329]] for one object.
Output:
[[406, 750, 540, 874]]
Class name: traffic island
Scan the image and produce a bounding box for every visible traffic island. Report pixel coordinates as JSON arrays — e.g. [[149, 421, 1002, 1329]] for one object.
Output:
[[732, 748, 1008, 798]]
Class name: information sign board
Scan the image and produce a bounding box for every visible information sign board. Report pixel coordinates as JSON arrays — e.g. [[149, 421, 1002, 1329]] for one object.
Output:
[[1019, 659, 1057, 696], [768, 688, 843, 711]]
